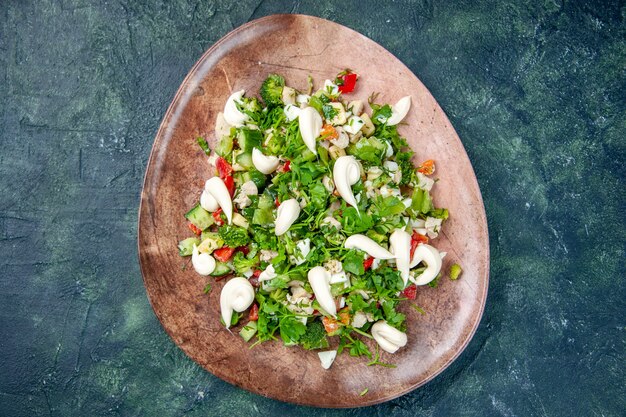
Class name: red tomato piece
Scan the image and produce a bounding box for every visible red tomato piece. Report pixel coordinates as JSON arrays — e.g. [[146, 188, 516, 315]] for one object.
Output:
[[213, 246, 235, 262], [401, 284, 417, 300], [282, 160, 291, 172], [275, 197, 280, 207], [188, 223, 202, 236], [216, 157, 233, 179], [338, 72, 358, 93], [363, 257, 374, 271], [223, 175, 235, 197], [410, 231, 429, 258], [212, 208, 224, 226], [248, 303, 259, 321]]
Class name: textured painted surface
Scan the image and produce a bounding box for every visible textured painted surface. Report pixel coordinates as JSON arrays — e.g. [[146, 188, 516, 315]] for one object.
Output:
[[0, 1, 624, 416]]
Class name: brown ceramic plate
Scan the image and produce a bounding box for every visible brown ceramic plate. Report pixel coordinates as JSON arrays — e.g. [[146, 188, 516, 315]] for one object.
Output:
[[138, 14, 489, 408]]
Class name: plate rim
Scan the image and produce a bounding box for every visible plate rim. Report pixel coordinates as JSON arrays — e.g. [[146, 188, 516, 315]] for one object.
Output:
[[138, 13, 490, 408]]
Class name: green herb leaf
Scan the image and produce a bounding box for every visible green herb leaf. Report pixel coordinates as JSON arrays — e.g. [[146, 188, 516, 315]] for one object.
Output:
[[309, 181, 328, 210], [308, 96, 324, 113], [294, 161, 326, 185], [343, 250, 365, 275], [372, 104, 392, 123], [349, 339, 371, 357], [279, 316, 307, 344], [371, 196, 405, 217], [196, 137, 211, 155], [340, 207, 374, 234], [322, 104, 338, 120], [411, 188, 433, 214]]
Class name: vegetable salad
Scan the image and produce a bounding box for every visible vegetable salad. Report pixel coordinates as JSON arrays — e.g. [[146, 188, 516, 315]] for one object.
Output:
[[178, 71, 460, 369]]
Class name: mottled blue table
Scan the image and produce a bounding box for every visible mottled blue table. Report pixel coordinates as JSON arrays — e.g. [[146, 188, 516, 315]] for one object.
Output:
[[1, 1, 624, 416]]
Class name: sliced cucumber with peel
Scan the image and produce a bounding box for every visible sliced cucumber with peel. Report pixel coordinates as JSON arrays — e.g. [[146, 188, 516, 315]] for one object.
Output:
[[185, 204, 214, 230]]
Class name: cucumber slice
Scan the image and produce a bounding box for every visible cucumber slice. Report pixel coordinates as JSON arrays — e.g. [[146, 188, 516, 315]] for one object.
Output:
[[247, 169, 267, 189], [257, 192, 275, 210], [210, 262, 231, 277], [234, 172, 246, 186], [237, 128, 263, 153], [178, 237, 200, 256], [215, 134, 233, 157], [231, 149, 244, 171], [185, 204, 214, 230], [252, 207, 274, 226], [235, 152, 254, 170], [239, 321, 258, 342]]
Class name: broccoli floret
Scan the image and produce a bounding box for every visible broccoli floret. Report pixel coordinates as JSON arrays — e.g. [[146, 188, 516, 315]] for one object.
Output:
[[218, 225, 250, 248], [265, 130, 286, 155], [236, 97, 262, 123], [232, 251, 259, 274], [299, 320, 329, 350], [260, 74, 285, 107], [241, 97, 262, 114]]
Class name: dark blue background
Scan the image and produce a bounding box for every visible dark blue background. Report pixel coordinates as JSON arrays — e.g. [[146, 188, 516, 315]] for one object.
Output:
[[0, 1, 624, 416]]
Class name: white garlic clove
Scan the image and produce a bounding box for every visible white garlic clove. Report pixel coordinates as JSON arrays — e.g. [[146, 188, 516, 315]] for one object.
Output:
[[223, 90, 249, 127], [296, 94, 310, 107], [308, 266, 336, 317], [389, 229, 411, 286], [409, 244, 443, 285], [258, 264, 277, 282], [385, 96, 411, 126], [274, 199, 301, 236], [371, 320, 408, 353], [251, 148, 280, 174], [299, 107, 322, 154], [204, 177, 233, 224], [344, 234, 395, 259], [282, 86, 296, 105], [200, 188, 219, 212], [332, 155, 361, 210], [220, 277, 255, 329], [284, 103, 301, 121]]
